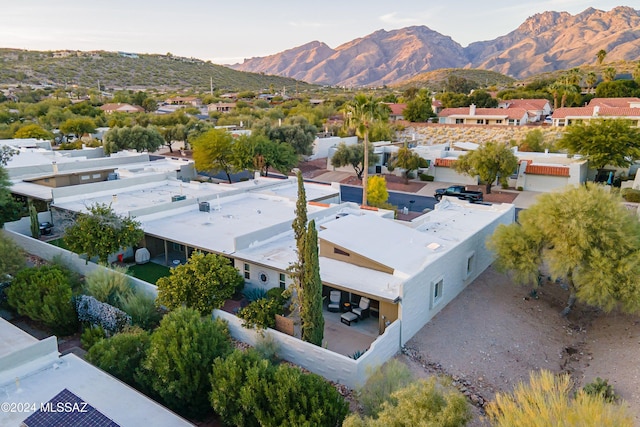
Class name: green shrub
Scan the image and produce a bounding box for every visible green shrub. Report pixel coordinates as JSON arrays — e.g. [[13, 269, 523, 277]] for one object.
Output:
[[501, 182, 509, 189], [139, 307, 232, 419], [254, 333, 281, 363], [6, 265, 78, 335], [621, 188, 640, 203], [358, 359, 413, 417], [237, 297, 283, 330], [350, 349, 367, 360], [0, 233, 25, 283], [419, 173, 435, 182], [83, 266, 132, 307], [80, 325, 105, 350], [517, 186, 524, 191], [119, 291, 162, 330], [210, 349, 349, 427], [86, 326, 150, 388], [266, 287, 287, 304], [582, 377, 618, 403]]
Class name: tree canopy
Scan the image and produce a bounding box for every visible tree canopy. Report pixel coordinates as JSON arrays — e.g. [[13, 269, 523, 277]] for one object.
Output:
[[191, 128, 236, 182], [403, 94, 435, 122], [103, 125, 164, 154], [557, 119, 640, 171], [156, 252, 244, 315], [453, 141, 518, 193], [367, 175, 389, 208], [64, 203, 144, 265], [387, 146, 428, 183], [487, 184, 640, 315], [59, 117, 96, 138], [331, 142, 378, 180]]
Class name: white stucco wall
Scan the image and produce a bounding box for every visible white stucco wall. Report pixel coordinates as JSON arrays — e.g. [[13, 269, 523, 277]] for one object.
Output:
[[311, 136, 357, 160], [523, 174, 569, 192], [433, 167, 477, 185], [399, 205, 514, 344]]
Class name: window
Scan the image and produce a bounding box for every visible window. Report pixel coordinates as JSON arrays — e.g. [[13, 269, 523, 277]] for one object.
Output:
[[279, 273, 286, 289], [431, 278, 443, 308], [476, 119, 484, 124], [172, 243, 184, 252], [334, 247, 350, 257], [92, 174, 101, 179], [495, 119, 503, 124], [455, 118, 464, 124], [466, 253, 475, 278], [243, 263, 250, 280], [80, 175, 90, 181]]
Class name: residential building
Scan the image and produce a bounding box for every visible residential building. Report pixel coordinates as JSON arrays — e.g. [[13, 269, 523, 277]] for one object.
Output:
[[551, 97, 640, 127], [438, 104, 529, 126], [99, 103, 144, 114], [0, 318, 192, 427], [497, 98, 552, 122], [383, 103, 407, 121], [207, 102, 236, 113], [165, 96, 202, 107]]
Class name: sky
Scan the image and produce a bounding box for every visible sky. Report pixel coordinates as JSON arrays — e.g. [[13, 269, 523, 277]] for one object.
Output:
[[0, 1, 630, 65]]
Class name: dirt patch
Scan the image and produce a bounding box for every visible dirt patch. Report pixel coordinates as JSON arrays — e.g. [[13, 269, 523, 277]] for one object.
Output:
[[340, 174, 427, 194], [402, 266, 639, 425], [467, 185, 519, 204]]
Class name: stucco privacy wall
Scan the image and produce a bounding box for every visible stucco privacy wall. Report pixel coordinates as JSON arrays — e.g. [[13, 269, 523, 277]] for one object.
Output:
[[399, 202, 514, 344], [0, 336, 58, 380], [1, 228, 157, 298], [214, 309, 401, 389]]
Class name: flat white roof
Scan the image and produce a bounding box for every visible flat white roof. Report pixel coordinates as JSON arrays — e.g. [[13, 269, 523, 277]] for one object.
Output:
[[0, 318, 38, 359], [139, 192, 330, 254], [0, 354, 193, 427]]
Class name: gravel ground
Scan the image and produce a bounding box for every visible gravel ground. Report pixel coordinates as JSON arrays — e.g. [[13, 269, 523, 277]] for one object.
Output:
[[401, 265, 640, 426]]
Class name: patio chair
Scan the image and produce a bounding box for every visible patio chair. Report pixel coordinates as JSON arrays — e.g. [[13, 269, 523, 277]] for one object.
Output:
[[327, 290, 341, 312], [352, 297, 370, 319]]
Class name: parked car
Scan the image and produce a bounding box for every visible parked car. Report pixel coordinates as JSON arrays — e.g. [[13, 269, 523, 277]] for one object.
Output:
[[434, 185, 484, 202]]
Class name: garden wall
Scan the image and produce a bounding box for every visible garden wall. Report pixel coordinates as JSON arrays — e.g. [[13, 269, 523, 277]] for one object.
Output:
[[1, 228, 157, 298], [213, 309, 401, 389]]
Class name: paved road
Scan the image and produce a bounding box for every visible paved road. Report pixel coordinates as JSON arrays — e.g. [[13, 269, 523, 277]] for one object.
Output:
[[340, 185, 437, 212]]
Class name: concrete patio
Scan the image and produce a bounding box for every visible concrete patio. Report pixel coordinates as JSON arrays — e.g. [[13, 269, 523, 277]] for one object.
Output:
[[322, 308, 379, 357]]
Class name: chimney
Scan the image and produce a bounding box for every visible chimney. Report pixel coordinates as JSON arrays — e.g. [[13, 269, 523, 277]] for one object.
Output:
[[469, 104, 476, 116], [52, 161, 58, 174], [593, 106, 600, 116]]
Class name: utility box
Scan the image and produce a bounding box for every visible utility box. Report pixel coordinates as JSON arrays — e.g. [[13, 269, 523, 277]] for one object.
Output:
[[199, 201, 210, 212]]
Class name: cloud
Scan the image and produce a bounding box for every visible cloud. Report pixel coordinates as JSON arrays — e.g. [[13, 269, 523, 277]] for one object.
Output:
[[379, 12, 419, 25]]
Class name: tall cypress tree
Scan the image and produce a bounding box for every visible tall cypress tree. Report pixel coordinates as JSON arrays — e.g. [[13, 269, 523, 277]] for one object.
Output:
[[301, 220, 324, 345], [292, 170, 307, 259]]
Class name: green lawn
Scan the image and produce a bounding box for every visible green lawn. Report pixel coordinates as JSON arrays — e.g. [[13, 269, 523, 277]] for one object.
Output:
[[128, 262, 171, 284]]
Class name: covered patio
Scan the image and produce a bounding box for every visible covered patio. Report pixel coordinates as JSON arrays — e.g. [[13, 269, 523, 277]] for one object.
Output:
[[322, 308, 379, 357]]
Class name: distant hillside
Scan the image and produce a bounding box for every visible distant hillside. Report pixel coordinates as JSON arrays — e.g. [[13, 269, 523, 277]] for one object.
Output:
[[230, 6, 640, 86], [0, 49, 316, 92], [395, 69, 515, 91]]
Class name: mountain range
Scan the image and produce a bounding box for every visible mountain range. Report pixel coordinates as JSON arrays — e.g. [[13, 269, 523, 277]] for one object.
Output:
[[230, 6, 640, 87]]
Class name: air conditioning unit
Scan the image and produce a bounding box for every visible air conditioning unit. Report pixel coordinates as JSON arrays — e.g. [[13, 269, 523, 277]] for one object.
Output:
[[171, 195, 187, 202], [199, 201, 210, 212], [107, 172, 119, 181]]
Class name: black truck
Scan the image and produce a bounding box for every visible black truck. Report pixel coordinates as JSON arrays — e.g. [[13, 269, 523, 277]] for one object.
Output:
[[434, 185, 484, 202]]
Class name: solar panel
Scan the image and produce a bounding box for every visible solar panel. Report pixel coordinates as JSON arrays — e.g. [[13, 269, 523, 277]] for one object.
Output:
[[22, 388, 120, 427]]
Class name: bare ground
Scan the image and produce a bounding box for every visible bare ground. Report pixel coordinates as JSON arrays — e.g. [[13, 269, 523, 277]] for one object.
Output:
[[400, 266, 640, 426]]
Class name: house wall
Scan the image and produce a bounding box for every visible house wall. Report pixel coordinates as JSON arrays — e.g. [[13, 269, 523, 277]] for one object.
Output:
[[311, 136, 357, 160], [433, 167, 477, 185], [399, 206, 514, 344], [319, 239, 394, 274], [213, 309, 402, 389], [524, 174, 569, 192], [234, 260, 290, 291]]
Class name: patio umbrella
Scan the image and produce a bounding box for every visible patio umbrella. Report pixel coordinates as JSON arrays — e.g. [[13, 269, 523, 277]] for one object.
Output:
[[607, 171, 613, 185]]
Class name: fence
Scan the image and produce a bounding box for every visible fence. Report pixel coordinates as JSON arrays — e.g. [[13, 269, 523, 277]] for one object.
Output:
[[214, 309, 401, 389]]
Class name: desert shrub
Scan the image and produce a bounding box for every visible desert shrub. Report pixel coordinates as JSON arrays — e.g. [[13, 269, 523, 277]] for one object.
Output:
[[621, 188, 640, 203], [243, 287, 267, 302], [419, 173, 435, 181], [210, 349, 349, 427], [237, 297, 283, 330], [350, 349, 367, 360], [80, 324, 106, 350], [358, 359, 413, 417], [517, 186, 524, 191], [83, 266, 132, 307], [86, 326, 150, 388], [344, 377, 471, 427], [254, 333, 281, 363], [0, 233, 25, 282], [139, 307, 232, 419], [487, 370, 633, 427], [265, 287, 288, 305], [76, 295, 132, 334], [6, 265, 78, 335], [119, 291, 162, 330], [582, 377, 618, 403]]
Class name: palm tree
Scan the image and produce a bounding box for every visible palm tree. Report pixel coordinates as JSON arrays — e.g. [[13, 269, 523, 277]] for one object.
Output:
[[585, 72, 598, 92], [342, 94, 386, 206], [633, 63, 640, 84], [596, 49, 607, 65], [603, 67, 617, 82]]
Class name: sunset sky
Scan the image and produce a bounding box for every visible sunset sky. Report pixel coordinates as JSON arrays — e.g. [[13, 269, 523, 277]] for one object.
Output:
[[0, 1, 630, 64]]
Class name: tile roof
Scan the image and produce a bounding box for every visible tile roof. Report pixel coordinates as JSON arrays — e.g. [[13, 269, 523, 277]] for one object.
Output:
[[588, 97, 640, 108], [385, 103, 407, 116], [438, 107, 527, 119], [502, 99, 549, 110], [435, 158, 457, 167], [525, 164, 570, 177], [552, 106, 640, 119]]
